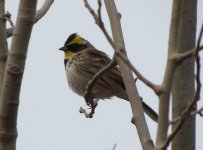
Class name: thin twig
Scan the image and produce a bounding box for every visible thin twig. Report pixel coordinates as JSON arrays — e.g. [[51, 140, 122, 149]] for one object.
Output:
[[82, 0, 118, 118], [84, 0, 162, 97], [83, 0, 115, 49], [116, 51, 162, 95], [79, 102, 97, 118], [97, 0, 102, 21], [84, 59, 116, 98], [191, 106, 203, 116], [170, 106, 203, 124], [6, 27, 14, 38], [6, 0, 54, 38], [83, 0, 117, 99], [82, 55, 116, 117], [96, 0, 115, 49], [169, 116, 181, 125], [83, 0, 98, 20], [4, 11, 14, 27], [35, 0, 54, 22], [160, 23, 203, 150], [1, 11, 14, 38], [112, 143, 117, 150], [171, 45, 203, 64]]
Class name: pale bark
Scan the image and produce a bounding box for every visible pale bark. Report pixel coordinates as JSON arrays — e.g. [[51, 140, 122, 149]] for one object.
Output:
[[156, 61, 176, 148], [0, 0, 37, 150], [171, 1, 196, 150], [156, 0, 197, 149], [104, 1, 154, 150], [35, 0, 54, 22], [6, 0, 54, 38], [0, 0, 8, 102]]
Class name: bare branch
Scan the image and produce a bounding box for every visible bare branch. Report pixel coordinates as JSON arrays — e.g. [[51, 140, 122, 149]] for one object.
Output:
[[6, 0, 54, 38], [6, 27, 14, 38], [195, 23, 203, 55], [35, 0, 54, 22], [97, 0, 102, 21], [84, 59, 116, 99], [2, 11, 14, 39], [116, 51, 162, 95], [0, 0, 9, 115], [79, 107, 90, 118], [171, 45, 203, 64], [82, 0, 118, 118], [170, 23, 203, 66], [79, 102, 97, 118], [83, 0, 115, 49], [84, 1, 155, 149], [111, 143, 117, 150], [4, 11, 14, 27], [83, 0, 98, 21], [104, 0, 155, 149], [84, 0, 161, 96], [82, 57, 116, 118], [191, 106, 203, 116], [159, 23, 203, 150], [170, 106, 203, 124]]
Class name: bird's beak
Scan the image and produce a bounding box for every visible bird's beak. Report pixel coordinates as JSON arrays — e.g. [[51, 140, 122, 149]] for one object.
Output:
[[59, 46, 68, 51]]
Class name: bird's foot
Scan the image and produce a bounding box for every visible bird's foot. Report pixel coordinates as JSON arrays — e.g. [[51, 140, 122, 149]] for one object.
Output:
[[84, 96, 94, 107], [80, 97, 98, 118]]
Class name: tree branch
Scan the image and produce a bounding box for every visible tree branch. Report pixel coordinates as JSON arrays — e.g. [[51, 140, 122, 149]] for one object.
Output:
[[81, 58, 116, 118], [171, 45, 203, 64], [0, 0, 8, 112], [84, 58, 116, 98], [104, 1, 154, 149], [35, 0, 54, 23], [159, 23, 203, 150], [170, 106, 203, 124], [6, 0, 54, 38], [3, 11, 14, 27], [84, 1, 155, 149], [111, 143, 117, 150], [85, 0, 161, 95], [79, 103, 97, 118], [83, 0, 115, 49], [191, 106, 203, 116], [116, 51, 162, 95]]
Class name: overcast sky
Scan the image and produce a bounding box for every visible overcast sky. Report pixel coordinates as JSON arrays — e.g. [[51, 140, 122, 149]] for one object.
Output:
[[5, 0, 203, 150]]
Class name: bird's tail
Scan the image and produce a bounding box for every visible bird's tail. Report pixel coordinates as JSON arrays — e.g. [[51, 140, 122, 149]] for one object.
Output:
[[142, 101, 158, 122], [112, 80, 158, 122], [116, 91, 158, 122]]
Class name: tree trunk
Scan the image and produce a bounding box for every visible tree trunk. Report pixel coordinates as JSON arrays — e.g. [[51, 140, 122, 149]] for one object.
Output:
[[0, 0, 37, 150], [0, 0, 8, 100], [171, 0, 197, 150]]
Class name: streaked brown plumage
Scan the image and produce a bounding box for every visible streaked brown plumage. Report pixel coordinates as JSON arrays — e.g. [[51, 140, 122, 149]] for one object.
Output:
[[59, 33, 158, 122]]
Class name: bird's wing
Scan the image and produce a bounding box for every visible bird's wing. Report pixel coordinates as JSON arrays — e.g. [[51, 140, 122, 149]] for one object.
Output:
[[73, 48, 125, 89]]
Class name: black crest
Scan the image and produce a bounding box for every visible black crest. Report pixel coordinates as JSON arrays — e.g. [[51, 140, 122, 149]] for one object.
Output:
[[65, 33, 77, 45]]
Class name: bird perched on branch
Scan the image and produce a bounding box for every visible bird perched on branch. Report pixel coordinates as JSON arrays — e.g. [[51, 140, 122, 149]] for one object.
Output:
[[59, 33, 158, 122]]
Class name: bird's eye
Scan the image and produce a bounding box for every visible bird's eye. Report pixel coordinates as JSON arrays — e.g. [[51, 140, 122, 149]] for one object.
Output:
[[67, 44, 78, 50], [67, 44, 87, 52]]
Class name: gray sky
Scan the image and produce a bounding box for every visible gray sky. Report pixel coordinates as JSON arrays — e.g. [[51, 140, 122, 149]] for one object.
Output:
[[5, 0, 203, 150]]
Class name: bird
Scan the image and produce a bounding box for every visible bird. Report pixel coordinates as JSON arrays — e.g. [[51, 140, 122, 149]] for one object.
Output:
[[59, 33, 158, 122]]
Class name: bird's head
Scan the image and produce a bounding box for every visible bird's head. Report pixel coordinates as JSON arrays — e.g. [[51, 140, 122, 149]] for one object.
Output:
[[59, 33, 94, 59]]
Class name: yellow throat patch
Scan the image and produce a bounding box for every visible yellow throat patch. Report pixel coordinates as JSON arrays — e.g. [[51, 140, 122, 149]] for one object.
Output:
[[64, 51, 75, 59]]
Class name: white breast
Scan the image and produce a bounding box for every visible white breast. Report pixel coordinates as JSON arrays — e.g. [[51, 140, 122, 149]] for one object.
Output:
[[65, 60, 89, 96], [65, 55, 115, 100]]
